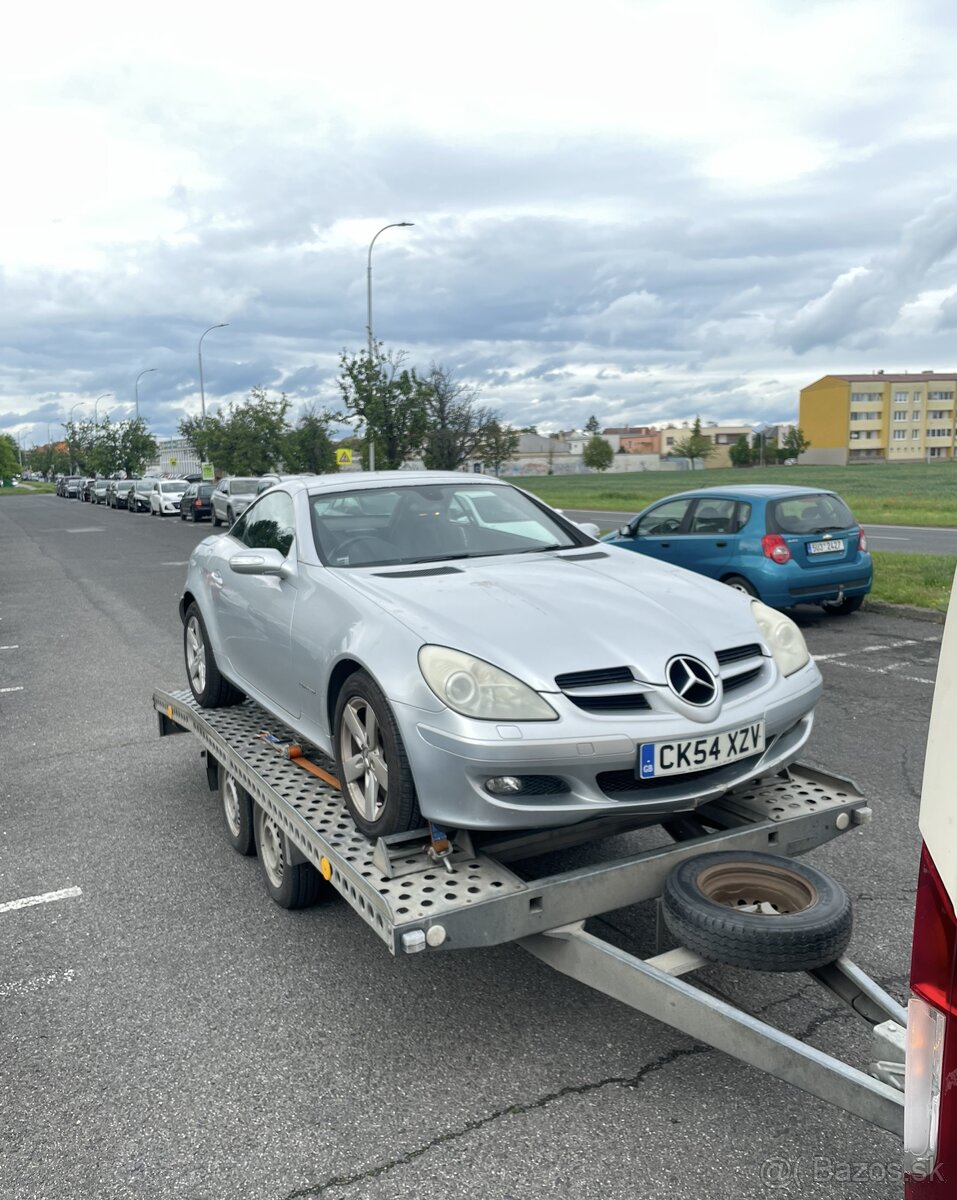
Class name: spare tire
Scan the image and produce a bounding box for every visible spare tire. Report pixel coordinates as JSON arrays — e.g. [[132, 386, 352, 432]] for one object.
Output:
[[662, 850, 852, 973]]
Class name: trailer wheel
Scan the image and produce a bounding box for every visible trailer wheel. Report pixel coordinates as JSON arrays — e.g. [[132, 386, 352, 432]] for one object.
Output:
[[334, 670, 421, 838], [183, 602, 244, 708], [220, 770, 256, 855], [662, 850, 852, 973], [253, 804, 322, 908]]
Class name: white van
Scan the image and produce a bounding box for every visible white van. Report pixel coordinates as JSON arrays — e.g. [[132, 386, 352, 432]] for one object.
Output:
[[905, 587, 957, 1194]]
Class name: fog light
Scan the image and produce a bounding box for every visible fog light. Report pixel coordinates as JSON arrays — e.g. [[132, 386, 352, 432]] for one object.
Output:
[[486, 776, 523, 795]]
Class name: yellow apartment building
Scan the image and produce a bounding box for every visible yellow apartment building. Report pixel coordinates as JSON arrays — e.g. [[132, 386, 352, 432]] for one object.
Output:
[[799, 372, 957, 465]]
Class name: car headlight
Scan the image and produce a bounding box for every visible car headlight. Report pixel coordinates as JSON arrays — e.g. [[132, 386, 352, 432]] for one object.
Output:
[[750, 600, 810, 677], [418, 646, 558, 721]]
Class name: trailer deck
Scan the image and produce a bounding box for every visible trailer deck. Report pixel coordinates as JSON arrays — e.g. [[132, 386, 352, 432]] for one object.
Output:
[[154, 686, 907, 1136]]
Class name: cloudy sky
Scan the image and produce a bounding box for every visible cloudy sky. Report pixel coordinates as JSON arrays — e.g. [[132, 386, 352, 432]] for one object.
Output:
[[3, 0, 957, 449]]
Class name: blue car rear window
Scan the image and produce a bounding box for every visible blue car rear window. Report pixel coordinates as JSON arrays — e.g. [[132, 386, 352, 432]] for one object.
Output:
[[767, 494, 856, 535]]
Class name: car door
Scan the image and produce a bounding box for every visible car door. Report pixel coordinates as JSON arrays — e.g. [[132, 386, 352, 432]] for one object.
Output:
[[215, 491, 301, 718], [677, 497, 741, 580], [622, 497, 697, 565], [212, 480, 228, 522]]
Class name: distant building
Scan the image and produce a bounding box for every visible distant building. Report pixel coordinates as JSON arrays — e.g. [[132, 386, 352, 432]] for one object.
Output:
[[800, 372, 957, 464], [602, 425, 660, 454], [147, 437, 201, 477]]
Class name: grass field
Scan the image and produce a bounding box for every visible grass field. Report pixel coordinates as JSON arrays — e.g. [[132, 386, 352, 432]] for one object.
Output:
[[516, 461, 957, 527], [869, 552, 955, 612], [0, 482, 56, 495]]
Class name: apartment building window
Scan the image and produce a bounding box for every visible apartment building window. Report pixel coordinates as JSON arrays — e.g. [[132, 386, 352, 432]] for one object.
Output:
[[929, 410, 949, 420], [892, 429, 906, 441], [928, 447, 947, 458], [912, 429, 920, 439], [895, 392, 908, 402], [914, 393, 922, 402], [913, 411, 921, 421], [893, 411, 907, 421], [851, 392, 882, 402], [927, 427, 953, 438], [929, 391, 954, 401], [850, 411, 882, 421]]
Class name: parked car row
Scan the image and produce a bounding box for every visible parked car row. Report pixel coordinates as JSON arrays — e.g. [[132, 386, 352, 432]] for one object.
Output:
[[55, 473, 305, 524]]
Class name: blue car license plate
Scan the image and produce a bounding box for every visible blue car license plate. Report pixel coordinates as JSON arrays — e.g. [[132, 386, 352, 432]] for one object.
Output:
[[808, 539, 845, 554], [638, 721, 765, 779]]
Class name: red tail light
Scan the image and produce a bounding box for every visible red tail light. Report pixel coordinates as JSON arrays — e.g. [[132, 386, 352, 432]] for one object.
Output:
[[761, 533, 791, 564], [905, 844, 957, 1195], [859, 526, 868, 552], [194, 499, 201, 508]]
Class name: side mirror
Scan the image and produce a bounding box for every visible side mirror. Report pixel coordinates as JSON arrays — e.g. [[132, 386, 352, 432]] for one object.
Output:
[[575, 522, 601, 539], [229, 549, 291, 578], [619, 525, 633, 537]]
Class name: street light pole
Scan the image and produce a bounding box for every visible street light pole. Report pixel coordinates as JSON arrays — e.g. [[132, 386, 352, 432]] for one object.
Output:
[[198, 324, 229, 422], [93, 392, 112, 425], [134, 369, 156, 421], [366, 221, 413, 471]]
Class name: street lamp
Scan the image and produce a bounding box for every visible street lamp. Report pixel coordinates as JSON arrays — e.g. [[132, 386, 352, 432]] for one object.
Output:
[[134, 368, 156, 421], [366, 222, 413, 471], [198, 324, 229, 423], [93, 392, 112, 425]]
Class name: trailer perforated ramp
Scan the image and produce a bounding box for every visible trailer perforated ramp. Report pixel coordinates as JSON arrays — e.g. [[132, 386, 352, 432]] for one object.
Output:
[[154, 688, 872, 958]]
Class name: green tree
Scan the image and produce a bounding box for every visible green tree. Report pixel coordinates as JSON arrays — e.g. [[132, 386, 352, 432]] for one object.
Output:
[[583, 435, 614, 471], [337, 344, 429, 470], [117, 419, 158, 479], [180, 387, 291, 474], [781, 426, 811, 460], [476, 420, 520, 476], [729, 435, 752, 467], [0, 434, 19, 480], [420, 363, 502, 471], [584, 414, 601, 435], [670, 417, 715, 469], [283, 405, 338, 474]]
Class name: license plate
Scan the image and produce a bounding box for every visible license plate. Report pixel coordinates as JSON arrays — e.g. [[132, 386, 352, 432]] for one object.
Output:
[[638, 721, 765, 779], [808, 539, 845, 554]]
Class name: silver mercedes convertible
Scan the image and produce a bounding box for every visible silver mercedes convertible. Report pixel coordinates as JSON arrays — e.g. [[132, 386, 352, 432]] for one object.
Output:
[[180, 472, 822, 838]]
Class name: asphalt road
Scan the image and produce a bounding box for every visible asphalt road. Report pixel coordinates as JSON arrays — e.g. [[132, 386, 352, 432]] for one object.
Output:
[[0, 494, 940, 1200], [566, 508, 957, 555]]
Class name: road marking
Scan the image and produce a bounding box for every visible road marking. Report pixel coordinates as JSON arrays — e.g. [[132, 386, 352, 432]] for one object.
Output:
[[162, 561, 189, 567], [821, 659, 935, 686], [869, 534, 908, 541], [0, 968, 76, 999], [0, 645, 18, 650], [0, 886, 82, 914], [64, 528, 104, 533], [0, 686, 24, 693], [813, 639, 919, 663]]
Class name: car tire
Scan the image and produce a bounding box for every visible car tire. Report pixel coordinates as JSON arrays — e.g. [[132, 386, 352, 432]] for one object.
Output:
[[661, 850, 853, 973], [227, 507, 234, 527], [334, 670, 422, 839], [723, 574, 759, 598], [822, 595, 864, 617], [253, 803, 322, 908], [213, 511, 222, 527], [183, 601, 245, 708], [192, 510, 200, 523], [220, 769, 256, 856]]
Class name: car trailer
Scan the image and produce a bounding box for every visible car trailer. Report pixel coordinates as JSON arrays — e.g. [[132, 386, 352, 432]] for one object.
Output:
[[154, 686, 907, 1138]]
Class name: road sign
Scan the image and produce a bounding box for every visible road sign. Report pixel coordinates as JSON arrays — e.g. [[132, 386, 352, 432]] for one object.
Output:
[[201, 462, 214, 481], [336, 449, 353, 466]]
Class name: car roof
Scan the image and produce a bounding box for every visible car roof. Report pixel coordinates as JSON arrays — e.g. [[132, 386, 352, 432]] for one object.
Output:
[[284, 470, 514, 498], [647, 484, 837, 502]]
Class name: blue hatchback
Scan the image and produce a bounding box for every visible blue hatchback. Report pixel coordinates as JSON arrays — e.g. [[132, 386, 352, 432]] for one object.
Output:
[[603, 484, 873, 615]]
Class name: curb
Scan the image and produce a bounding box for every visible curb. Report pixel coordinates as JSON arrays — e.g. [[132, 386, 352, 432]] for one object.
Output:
[[863, 599, 947, 624]]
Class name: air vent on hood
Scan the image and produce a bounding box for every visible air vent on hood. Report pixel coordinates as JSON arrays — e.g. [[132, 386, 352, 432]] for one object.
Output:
[[559, 551, 610, 561], [372, 566, 464, 578]]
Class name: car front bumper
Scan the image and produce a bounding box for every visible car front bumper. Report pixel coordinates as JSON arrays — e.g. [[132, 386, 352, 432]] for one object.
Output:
[[394, 661, 822, 830]]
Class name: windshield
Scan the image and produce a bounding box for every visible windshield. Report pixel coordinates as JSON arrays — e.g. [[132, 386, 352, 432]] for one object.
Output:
[[310, 482, 582, 567], [230, 478, 258, 492], [768, 493, 856, 535], [161, 482, 185, 493]]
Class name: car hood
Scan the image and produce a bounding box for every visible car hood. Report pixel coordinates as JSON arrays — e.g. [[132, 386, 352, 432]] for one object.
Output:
[[339, 549, 765, 689]]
